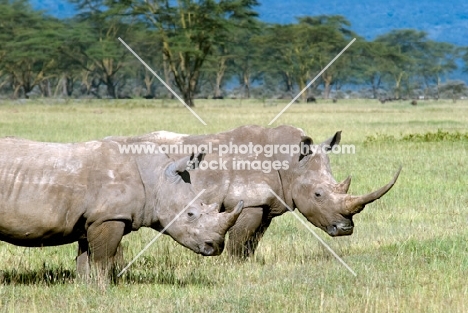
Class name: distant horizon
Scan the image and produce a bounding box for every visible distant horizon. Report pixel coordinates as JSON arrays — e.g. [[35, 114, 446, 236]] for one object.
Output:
[[256, 0, 468, 46], [31, 0, 468, 46]]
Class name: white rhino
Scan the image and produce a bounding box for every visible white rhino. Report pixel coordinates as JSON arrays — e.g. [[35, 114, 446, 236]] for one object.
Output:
[[108, 125, 400, 258], [0, 137, 243, 277]]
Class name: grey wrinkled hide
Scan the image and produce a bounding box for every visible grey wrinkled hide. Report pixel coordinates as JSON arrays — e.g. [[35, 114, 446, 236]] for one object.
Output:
[[0, 137, 243, 278], [108, 125, 401, 258]]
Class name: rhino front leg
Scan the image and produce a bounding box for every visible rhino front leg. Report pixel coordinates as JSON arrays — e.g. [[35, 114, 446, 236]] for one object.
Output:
[[76, 239, 90, 279], [227, 207, 268, 258], [242, 218, 272, 258], [87, 220, 126, 281]]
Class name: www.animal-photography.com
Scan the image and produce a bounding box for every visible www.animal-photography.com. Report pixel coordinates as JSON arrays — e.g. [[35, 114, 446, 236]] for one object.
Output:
[[0, 0, 467, 312]]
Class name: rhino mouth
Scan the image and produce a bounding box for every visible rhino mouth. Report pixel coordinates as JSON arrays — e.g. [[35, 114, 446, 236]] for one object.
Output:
[[326, 223, 354, 236], [199, 241, 224, 256]]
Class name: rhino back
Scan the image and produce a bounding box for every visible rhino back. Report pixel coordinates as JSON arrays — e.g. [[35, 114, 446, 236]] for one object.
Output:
[[144, 125, 305, 215], [0, 138, 145, 247]]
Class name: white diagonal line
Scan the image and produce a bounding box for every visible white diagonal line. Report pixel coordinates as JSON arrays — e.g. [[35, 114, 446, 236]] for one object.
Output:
[[268, 38, 356, 125], [118, 37, 207, 126], [269, 188, 357, 276], [117, 189, 206, 277]]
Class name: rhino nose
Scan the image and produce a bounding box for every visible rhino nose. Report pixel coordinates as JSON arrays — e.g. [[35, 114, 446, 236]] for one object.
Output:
[[327, 223, 354, 236], [201, 241, 216, 256]]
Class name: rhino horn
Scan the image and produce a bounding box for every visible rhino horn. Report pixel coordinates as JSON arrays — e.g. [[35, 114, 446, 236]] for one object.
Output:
[[335, 176, 352, 194], [345, 167, 402, 214], [221, 200, 244, 230]]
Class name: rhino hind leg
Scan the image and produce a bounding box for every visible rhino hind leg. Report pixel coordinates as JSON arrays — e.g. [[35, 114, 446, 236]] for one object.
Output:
[[227, 207, 269, 258], [87, 220, 126, 282]]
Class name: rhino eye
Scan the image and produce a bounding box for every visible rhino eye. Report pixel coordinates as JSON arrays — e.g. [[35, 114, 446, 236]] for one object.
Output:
[[314, 191, 322, 197], [187, 209, 200, 220]]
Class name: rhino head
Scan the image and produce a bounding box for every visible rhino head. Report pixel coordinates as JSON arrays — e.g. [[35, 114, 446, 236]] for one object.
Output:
[[138, 151, 243, 256], [290, 132, 401, 237]]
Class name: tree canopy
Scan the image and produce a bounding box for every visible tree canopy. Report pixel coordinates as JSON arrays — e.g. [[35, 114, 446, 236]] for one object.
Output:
[[0, 0, 466, 101]]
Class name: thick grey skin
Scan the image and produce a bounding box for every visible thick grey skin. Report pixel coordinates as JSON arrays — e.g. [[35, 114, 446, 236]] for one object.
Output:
[[109, 125, 400, 258], [0, 137, 243, 277]]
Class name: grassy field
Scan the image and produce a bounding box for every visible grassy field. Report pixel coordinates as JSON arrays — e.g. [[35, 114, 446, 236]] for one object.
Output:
[[0, 98, 467, 312]]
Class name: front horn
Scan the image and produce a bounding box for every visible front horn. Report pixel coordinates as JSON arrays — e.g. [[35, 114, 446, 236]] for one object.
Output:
[[345, 167, 402, 214]]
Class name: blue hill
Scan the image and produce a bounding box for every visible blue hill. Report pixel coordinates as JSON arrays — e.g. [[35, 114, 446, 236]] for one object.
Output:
[[31, 0, 468, 46], [256, 0, 468, 46]]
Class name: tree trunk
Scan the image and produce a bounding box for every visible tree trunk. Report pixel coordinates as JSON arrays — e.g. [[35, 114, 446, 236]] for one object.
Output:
[[282, 72, 293, 95], [183, 92, 195, 107], [323, 82, 331, 99], [322, 73, 333, 99], [80, 71, 91, 96], [214, 72, 223, 98], [66, 76, 74, 96], [104, 76, 116, 98], [39, 79, 52, 97], [243, 73, 250, 99], [54, 77, 64, 97], [393, 72, 404, 99], [22, 84, 33, 99], [89, 77, 102, 98], [13, 84, 21, 99], [177, 75, 197, 107], [144, 70, 154, 96], [54, 74, 73, 97], [371, 74, 381, 99], [215, 57, 227, 98], [372, 84, 377, 99], [297, 79, 306, 102], [163, 54, 173, 98], [188, 75, 198, 107]]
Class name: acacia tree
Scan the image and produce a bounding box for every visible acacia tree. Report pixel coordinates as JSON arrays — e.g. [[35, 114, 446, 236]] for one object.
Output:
[[201, 20, 264, 99], [226, 20, 264, 99], [60, 0, 136, 98], [258, 16, 356, 100], [297, 15, 356, 99], [375, 29, 435, 98], [204, 41, 233, 98], [463, 47, 468, 74], [118, 24, 168, 98], [419, 41, 458, 99], [111, 0, 259, 106], [257, 24, 310, 98], [0, 0, 64, 98], [352, 40, 407, 99]]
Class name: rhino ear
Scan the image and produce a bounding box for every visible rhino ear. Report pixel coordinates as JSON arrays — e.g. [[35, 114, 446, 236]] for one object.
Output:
[[164, 155, 192, 183], [299, 136, 313, 162], [186, 150, 206, 170], [170, 150, 205, 172], [320, 131, 341, 151], [172, 155, 193, 173], [167, 152, 206, 183]]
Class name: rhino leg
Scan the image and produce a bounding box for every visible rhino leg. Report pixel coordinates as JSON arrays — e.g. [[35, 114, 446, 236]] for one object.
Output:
[[76, 239, 90, 279], [242, 218, 272, 258], [227, 207, 266, 258], [87, 220, 126, 281], [114, 242, 125, 270]]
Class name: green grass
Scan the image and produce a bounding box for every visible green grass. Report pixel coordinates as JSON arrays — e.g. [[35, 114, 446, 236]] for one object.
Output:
[[0, 98, 467, 312]]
